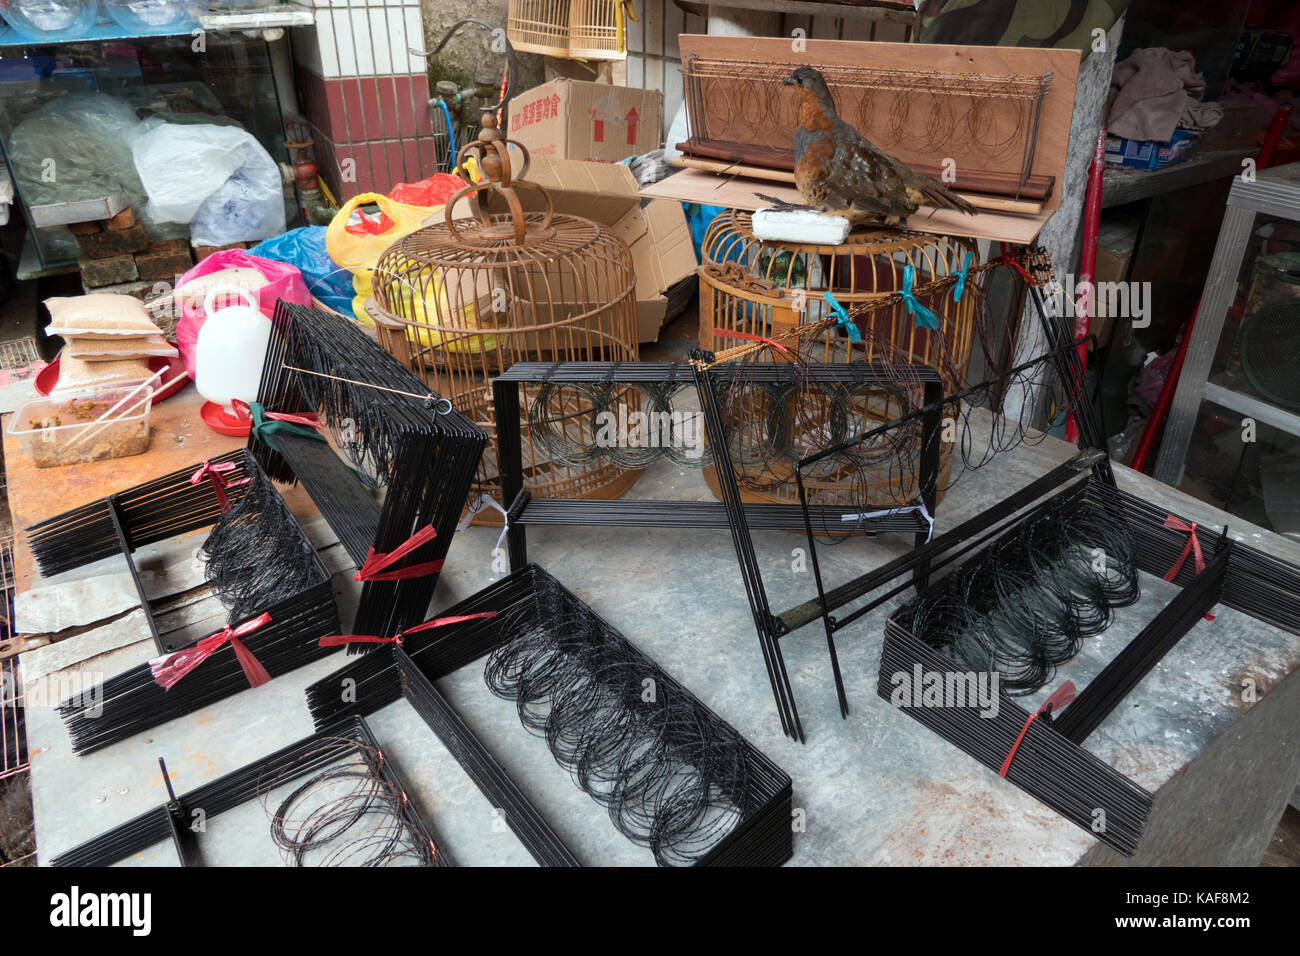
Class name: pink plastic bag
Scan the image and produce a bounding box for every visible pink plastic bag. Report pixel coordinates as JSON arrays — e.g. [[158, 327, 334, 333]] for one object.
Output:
[[174, 250, 312, 378]]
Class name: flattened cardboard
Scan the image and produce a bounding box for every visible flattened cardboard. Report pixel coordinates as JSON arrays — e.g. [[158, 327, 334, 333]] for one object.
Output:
[[508, 78, 662, 164]]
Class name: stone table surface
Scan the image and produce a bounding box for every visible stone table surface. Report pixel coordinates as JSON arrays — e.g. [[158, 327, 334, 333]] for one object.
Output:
[[16, 417, 1300, 866]]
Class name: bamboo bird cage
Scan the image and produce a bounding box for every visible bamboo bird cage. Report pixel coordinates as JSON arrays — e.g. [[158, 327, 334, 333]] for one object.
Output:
[[508, 0, 631, 60], [369, 111, 641, 507], [700, 210, 979, 510]]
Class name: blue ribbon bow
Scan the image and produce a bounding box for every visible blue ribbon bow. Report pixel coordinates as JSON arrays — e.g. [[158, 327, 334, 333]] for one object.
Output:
[[823, 291, 861, 343], [951, 251, 972, 303], [902, 264, 940, 330]]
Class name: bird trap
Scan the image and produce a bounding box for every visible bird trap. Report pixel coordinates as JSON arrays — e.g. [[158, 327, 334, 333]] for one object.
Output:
[[677, 35, 1080, 209], [492, 358, 943, 742], [50, 716, 443, 867], [26, 450, 339, 755], [306, 564, 795, 867], [251, 301, 486, 642]]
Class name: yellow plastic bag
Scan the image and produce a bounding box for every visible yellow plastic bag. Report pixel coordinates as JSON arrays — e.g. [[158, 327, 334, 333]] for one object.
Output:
[[325, 192, 433, 320], [325, 191, 499, 353]]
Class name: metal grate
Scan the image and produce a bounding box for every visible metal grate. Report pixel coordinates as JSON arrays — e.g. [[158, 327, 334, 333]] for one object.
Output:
[[0, 338, 39, 371], [0, 536, 26, 782]]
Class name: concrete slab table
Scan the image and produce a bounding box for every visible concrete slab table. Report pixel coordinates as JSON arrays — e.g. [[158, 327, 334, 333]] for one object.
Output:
[[12, 422, 1300, 866]]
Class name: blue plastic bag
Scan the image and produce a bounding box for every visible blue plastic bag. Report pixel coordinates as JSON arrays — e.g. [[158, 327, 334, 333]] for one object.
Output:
[[248, 226, 354, 316]]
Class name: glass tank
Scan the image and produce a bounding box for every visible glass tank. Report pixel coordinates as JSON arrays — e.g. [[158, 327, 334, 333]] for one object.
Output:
[[0, 32, 293, 268]]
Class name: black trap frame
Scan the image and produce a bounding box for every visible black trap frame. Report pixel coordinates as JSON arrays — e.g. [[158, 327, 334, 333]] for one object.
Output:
[[27, 449, 339, 755], [251, 302, 486, 640], [306, 564, 795, 867], [493, 359, 945, 743], [50, 715, 443, 867]]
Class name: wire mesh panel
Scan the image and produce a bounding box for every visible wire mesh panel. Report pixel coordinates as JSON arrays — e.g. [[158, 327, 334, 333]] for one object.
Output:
[[700, 211, 978, 508], [1, 536, 27, 782]]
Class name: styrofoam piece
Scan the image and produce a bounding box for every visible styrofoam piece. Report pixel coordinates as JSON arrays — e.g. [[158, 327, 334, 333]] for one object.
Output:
[[751, 207, 852, 245]]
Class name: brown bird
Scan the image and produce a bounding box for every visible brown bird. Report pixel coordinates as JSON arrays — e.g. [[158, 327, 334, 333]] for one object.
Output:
[[783, 66, 977, 227]]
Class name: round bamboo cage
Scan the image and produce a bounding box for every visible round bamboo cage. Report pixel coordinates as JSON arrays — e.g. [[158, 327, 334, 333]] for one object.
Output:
[[699, 210, 979, 510], [370, 115, 641, 507]]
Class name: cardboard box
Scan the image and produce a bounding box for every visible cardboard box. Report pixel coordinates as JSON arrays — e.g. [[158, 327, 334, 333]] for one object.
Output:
[[453, 156, 695, 343], [507, 78, 662, 164], [1104, 129, 1200, 171]]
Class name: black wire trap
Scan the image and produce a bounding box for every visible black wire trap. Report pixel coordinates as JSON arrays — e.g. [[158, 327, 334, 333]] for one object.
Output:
[[306, 564, 794, 867], [251, 301, 486, 641], [27, 450, 339, 755], [50, 715, 444, 867], [494, 359, 945, 744], [845, 456, 1300, 856]]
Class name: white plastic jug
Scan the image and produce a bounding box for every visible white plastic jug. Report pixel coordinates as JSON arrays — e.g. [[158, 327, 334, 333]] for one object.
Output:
[[194, 286, 271, 411]]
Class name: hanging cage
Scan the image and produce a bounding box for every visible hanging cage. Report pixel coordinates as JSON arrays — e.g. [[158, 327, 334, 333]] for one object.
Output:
[[507, 0, 630, 60], [369, 110, 641, 507], [699, 210, 980, 509]]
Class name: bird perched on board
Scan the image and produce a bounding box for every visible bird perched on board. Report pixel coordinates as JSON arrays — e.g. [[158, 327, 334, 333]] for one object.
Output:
[[782, 65, 977, 227]]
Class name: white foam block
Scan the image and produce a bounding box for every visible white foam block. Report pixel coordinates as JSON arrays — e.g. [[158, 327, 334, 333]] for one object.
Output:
[[751, 207, 852, 245]]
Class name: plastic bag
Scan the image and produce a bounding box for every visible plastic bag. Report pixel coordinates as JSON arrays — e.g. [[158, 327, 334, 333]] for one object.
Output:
[[247, 227, 353, 317], [132, 122, 286, 246], [173, 250, 311, 378], [6, 92, 146, 208], [324, 192, 438, 321]]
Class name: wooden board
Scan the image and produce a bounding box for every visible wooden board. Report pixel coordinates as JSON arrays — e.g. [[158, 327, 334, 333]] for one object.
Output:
[[643, 168, 1054, 244], [3, 385, 319, 599], [671, 156, 1045, 215], [677, 35, 1080, 212]]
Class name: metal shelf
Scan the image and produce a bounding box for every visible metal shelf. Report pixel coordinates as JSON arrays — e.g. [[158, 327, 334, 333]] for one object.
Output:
[[0, 4, 312, 48]]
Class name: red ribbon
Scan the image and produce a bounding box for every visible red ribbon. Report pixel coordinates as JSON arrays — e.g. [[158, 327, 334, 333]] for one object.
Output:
[[1162, 516, 1205, 582], [319, 612, 497, 648], [354, 524, 443, 582], [996, 255, 1036, 286], [231, 399, 324, 429], [1162, 515, 1216, 620], [999, 681, 1076, 778], [150, 612, 272, 691], [190, 459, 251, 513], [714, 328, 795, 358]]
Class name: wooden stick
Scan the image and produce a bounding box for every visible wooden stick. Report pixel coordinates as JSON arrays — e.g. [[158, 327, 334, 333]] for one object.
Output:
[[66, 371, 186, 452]]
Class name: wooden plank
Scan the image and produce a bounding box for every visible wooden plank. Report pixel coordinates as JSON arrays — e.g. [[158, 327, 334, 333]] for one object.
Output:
[[671, 156, 1045, 214], [643, 168, 1053, 244], [676, 35, 1079, 211]]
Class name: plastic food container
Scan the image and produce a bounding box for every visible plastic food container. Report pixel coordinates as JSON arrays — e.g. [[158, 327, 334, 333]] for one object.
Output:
[[8, 381, 154, 469], [103, 0, 193, 32], [0, 0, 98, 41]]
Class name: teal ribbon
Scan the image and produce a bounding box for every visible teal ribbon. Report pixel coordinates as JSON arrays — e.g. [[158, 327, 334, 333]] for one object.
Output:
[[249, 401, 328, 450], [823, 291, 861, 343], [951, 251, 972, 303], [902, 264, 940, 330]]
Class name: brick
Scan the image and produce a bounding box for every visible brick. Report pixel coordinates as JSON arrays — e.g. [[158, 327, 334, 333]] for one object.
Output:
[[75, 223, 150, 259], [146, 238, 190, 257], [67, 220, 102, 236], [79, 278, 156, 300], [135, 244, 193, 282], [80, 254, 139, 288], [103, 206, 136, 231], [193, 241, 247, 262]]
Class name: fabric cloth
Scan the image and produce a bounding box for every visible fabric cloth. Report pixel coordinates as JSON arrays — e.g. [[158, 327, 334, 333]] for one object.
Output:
[[1109, 48, 1206, 143]]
